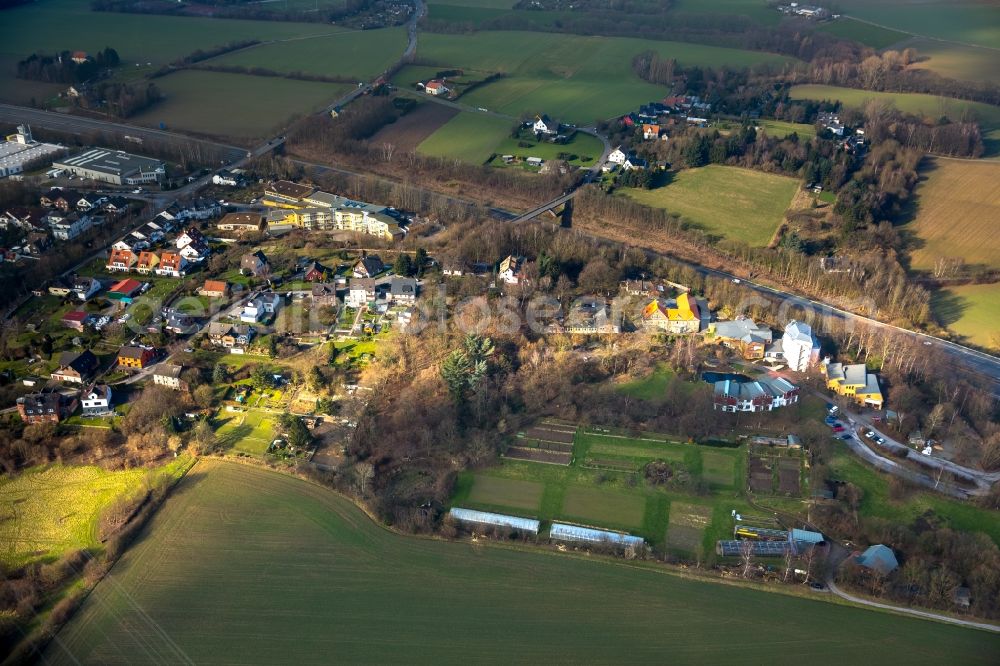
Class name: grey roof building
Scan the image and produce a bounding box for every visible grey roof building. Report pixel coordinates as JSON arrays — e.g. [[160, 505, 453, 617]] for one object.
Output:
[[53, 149, 165, 185]]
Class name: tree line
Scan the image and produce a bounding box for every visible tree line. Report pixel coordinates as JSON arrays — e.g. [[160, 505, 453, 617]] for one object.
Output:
[[16, 47, 120, 85]]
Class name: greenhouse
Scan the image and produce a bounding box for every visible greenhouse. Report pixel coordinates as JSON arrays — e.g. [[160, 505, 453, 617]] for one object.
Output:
[[549, 522, 644, 547], [449, 508, 540, 534]]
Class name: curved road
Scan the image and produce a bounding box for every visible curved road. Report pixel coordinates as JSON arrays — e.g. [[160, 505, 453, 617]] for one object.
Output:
[[827, 580, 1000, 633]]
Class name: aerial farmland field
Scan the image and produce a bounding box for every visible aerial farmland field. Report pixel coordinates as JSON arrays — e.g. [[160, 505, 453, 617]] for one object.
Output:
[[416, 111, 512, 163], [622, 165, 799, 247], [415, 31, 792, 124], [0, 459, 191, 568], [209, 27, 407, 80], [903, 158, 1000, 272], [46, 460, 1000, 664], [129, 70, 348, 138], [828, 0, 1000, 49], [931, 282, 1000, 352], [788, 84, 1000, 157]]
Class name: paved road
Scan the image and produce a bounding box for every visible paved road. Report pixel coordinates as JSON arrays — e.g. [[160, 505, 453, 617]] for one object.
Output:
[[827, 580, 1000, 633]]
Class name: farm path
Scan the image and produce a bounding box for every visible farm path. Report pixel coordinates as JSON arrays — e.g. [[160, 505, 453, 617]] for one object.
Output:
[[827, 580, 1000, 633], [843, 15, 1000, 53]]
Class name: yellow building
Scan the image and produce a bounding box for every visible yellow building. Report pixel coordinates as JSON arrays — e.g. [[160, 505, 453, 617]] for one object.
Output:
[[640, 292, 701, 334], [261, 181, 403, 240], [823, 360, 883, 409]]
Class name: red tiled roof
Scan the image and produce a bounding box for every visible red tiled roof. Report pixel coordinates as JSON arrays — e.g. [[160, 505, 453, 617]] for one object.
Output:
[[109, 278, 142, 294], [62, 310, 89, 321]]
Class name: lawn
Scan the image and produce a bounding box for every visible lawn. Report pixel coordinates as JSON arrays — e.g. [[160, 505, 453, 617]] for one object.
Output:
[[788, 84, 1000, 157], [828, 451, 1000, 547], [622, 165, 799, 247], [416, 31, 792, 124], [492, 131, 604, 167], [671, 0, 781, 25], [0, 0, 342, 106], [828, 0, 1000, 49], [617, 364, 676, 402], [214, 409, 276, 455], [903, 158, 1000, 272], [130, 70, 349, 138], [46, 460, 1000, 664], [0, 459, 191, 568], [931, 282, 1000, 351], [754, 119, 816, 140], [465, 475, 543, 511], [417, 111, 512, 163], [816, 17, 910, 49], [210, 27, 407, 80], [561, 485, 647, 529]]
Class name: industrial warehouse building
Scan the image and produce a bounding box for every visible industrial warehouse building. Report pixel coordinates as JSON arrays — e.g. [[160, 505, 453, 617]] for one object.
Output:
[[0, 126, 63, 179], [53, 148, 165, 185]]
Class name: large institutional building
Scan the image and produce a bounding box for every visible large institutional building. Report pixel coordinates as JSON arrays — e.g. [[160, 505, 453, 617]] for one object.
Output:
[[262, 180, 404, 241], [53, 148, 165, 185], [0, 126, 63, 179]]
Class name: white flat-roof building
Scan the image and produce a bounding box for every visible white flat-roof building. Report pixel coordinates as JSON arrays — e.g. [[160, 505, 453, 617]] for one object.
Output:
[[53, 148, 165, 185], [0, 126, 64, 179]]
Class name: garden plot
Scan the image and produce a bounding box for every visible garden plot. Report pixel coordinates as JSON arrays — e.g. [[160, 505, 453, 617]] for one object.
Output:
[[466, 476, 544, 512], [561, 486, 646, 529], [665, 502, 713, 556]]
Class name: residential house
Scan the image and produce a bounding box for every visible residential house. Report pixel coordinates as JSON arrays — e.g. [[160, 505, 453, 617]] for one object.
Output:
[[138, 221, 164, 243], [117, 345, 155, 370], [424, 79, 449, 96], [76, 193, 106, 212], [155, 251, 186, 277], [178, 241, 209, 263], [346, 278, 377, 308], [152, 363, 186, 390], [388, 277, 417, 304], [73, 276, 101, 301], [642, 124, 662, 140], [498, 255, 526, 285], [108, 278, 143, 303], [217, 212, 265, 234], [102, 196, 130, 216], [311, 283, 339, 307], [304, 261, 329, 282], [640, 293, 701, 334], [712, 376, 799, 413], [61, 310, 92, 331], [212, 169, 245, 187], [170, 198, 221, 221], [207, 322, 254, 348], [122, 230, 149, 251], [48, 276, 75, 297], [135, 250, 159, 275], [48, 211, 94, 241], [533, 114, 557, 135], [566, 298, 622, 334], [198, 280, 229, 299], [711, 318, 772, 360], [817, 111, 845, 136], [240, 292, 281, 322], [352, 255, 384, 279], [241, 250, 271, 277], [623, 154, 648, 171], [1, 206, 46, 231], [80, 384, 112, 416], [164, 309, 198, 335], [40, 189, 80, 211], [822, 359, 883, 409], [775, 320, 819, 372], [106, 247, 137, 272], [51, 350, 99, 384], [16, 392, 77, 424], [175, 227, 207, 251], [608, 146, 627, 165]]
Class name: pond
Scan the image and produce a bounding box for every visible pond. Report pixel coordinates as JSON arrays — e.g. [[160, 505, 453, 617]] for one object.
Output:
[[701, 372, 751, 384]]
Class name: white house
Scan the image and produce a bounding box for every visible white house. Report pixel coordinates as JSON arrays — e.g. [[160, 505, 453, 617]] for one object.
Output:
[[73, 276, 101, 301], [152, 363, 185, 390], [80, 384, 112, 416], [240, 292, 281, 322], [780, 319, 819, 372], [533, 114, 557, 135], [346, 278, 377, 308], [498, 255, 526, 285], [608, 146, 627, 165]]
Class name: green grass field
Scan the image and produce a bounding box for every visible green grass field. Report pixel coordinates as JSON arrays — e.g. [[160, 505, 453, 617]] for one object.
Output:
[[492, 132, 604, 167], [828, 451, 1000, 546], [788, 84, 1000, 157], [417, 111, 512, 163], [0, 0, 343, 106], [617, 365, 676, 402], [130, 70, 348, 138], [904, 158, 1000, 272], [210, 27, 407, 80], [0, 460, 190, 568], [214, 409, 276, 455], [905, 39, 1000, 84], [816, 17, 910, 49], [416, 31, 791, 124], [671, 0, 781, 25], [754, 119, 817, 140], [830, 0, 1000, 49], [931, 283, 1000, 351], [623, 165, 798, 246], [46, 460, 1000, 664]]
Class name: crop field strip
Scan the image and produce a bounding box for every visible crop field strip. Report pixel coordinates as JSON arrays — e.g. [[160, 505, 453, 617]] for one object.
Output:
[[665, 502, 713, 555], [48, 460, 1000, 664]]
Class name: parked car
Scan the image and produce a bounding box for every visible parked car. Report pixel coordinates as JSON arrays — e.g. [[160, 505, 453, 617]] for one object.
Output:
[[832, 425, 845, 433], [839, 433, 852, 440], [875, 436, 885, 445], [864, 431, 875, 438]]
